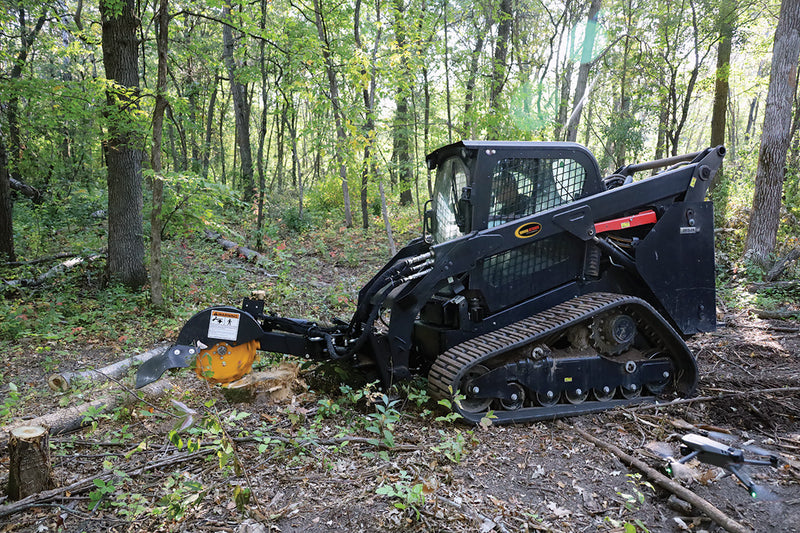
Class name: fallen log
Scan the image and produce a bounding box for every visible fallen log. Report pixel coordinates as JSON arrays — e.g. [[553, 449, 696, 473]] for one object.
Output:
[[9, 177, 43, 204], [2, 379, 173, 442], [47, 343, 169, 391], [5, 252, 76, 268], [203, 229, 264, 263], [573, 426, 751, 533], [752, 308, 799, 320], [766, 247, 800, 282], [3, 253, 104, 289], [746, 280, 800, 293]]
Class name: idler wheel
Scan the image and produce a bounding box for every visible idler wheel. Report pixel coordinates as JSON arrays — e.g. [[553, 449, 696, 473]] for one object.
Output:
[[459, 365, 493, 413], [500, 382, 526, 411]]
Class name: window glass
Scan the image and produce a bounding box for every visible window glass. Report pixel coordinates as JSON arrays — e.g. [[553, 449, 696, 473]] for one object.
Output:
[[432, 157, 469, 243], [488, 158, 586, 226]]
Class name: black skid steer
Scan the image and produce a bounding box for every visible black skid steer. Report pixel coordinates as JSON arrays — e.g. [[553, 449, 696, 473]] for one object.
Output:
[[137, 141, 725, 424]]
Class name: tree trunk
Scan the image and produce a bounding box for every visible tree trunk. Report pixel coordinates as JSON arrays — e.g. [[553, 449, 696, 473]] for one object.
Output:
[[7, 7, 47, 183], [149, 0, 169, 307], [745, 0, 800, 267], [463, 33, 486, 137], [355, 0, 382, 229], [7, 426, 55, 501], [709, 0, 735, 152], [0, 131, 14, 262], [566, 0, 601, 142], [101, 0, 147, 289], [488, 0, 513, 135], [202, 78, 218, 178], [313, 0, 352, 227], [222, 2, 255, 201]]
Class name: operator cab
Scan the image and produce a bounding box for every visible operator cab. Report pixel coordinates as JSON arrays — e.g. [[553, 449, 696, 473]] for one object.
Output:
[[425, 141, 603, 244]]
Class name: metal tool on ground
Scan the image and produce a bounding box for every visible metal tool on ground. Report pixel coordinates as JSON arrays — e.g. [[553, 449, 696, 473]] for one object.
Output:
[[136, 141, 725, 424]]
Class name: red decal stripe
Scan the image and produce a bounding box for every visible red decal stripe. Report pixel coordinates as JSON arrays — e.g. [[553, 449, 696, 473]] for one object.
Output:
[[594, 210, 657, 233]]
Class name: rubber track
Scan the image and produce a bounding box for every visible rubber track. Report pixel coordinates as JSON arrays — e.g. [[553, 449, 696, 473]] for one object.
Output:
[[428, 292, 693, 424]]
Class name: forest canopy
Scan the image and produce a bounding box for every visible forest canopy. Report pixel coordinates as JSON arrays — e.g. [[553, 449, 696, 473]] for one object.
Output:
[[1, 0, 799, 288]]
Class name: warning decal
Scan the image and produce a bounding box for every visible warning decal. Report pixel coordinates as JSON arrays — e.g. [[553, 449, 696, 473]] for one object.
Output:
[[208, 310, 240, 341]]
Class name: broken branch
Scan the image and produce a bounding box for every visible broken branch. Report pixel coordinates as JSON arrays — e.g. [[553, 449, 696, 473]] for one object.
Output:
[[573, 426, 751, 533]]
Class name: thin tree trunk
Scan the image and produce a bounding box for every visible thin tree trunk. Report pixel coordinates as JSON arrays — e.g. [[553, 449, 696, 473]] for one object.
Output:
[[488, 0, 513, 135], [566, 0, 601, 142], [0, 131, 14, 262], [149, 0, 169, 307], [101, 0, 147, 289], [202, 78, 218, 178], [222, 2, 255, 200], [313, 0, 352, 227], [745, 0, 800, 267]]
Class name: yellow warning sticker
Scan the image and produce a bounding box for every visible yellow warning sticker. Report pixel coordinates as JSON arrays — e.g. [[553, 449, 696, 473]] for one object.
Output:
[[208, 310, 240, 341]]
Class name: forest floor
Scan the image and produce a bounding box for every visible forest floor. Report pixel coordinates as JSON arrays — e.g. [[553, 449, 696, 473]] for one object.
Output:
[[1, 225, 799, 533]]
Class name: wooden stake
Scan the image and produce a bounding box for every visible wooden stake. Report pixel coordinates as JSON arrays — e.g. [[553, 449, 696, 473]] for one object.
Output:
[[7, 426, 56, 500]]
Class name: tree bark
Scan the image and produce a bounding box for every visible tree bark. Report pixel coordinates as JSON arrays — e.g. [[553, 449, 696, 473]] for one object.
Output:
[[7, 426, 55, 501], [202, 78, 218, 179], [566, 0, 601, 142], [149, 0, 169, 307], [0, 131, 14, 262], [488, 0, 513, 135], [745, 0, 800, 267], [101, 0, 148, 289], [313, 0, 353, 227], [709, 0, 736, 193], [222, 2, 256, 201]]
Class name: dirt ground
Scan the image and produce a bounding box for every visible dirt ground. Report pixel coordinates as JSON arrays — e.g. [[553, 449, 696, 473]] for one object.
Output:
[[1, 308, 799, 533]]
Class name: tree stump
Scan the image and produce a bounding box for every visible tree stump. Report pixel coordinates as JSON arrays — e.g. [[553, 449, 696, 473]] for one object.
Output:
[[7, 426, 56, 500]]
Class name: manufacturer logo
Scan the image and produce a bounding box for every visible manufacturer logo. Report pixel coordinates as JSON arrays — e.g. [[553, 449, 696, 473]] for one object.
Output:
[[515, 221, 542, 239]]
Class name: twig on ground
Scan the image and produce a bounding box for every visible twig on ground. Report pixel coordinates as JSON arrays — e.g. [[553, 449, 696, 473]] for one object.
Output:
[[572, 426, 751, 533], [626, 387, 800, 412], [433, 494, 514, 533]]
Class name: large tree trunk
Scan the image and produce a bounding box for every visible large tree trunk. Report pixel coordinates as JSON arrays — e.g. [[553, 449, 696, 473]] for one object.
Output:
[[222, 2, 255, 201], [708, 0, 736, 193], [101, 0, 147, 289], [745, 0, 800, 267], [566, 0, 601, 142]]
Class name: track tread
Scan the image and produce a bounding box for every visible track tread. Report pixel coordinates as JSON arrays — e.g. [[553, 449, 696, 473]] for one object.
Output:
[[428, 292, 697, 424]]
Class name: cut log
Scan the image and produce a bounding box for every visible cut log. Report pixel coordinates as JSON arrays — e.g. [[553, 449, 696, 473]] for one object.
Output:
[[7, 426, 56, 500], [47, 343, 169, 391], [2, 379, 173, 443]]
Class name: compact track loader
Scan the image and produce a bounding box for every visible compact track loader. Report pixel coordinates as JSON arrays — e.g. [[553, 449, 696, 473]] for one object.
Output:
[[137, 141, 725, 424]]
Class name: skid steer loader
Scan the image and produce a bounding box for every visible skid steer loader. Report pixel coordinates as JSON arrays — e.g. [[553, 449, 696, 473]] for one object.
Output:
[[136, 140, 725, 423]]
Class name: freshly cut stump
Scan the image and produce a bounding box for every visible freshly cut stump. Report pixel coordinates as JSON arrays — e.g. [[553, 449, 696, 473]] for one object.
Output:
[[7, 426, 56, 500]]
